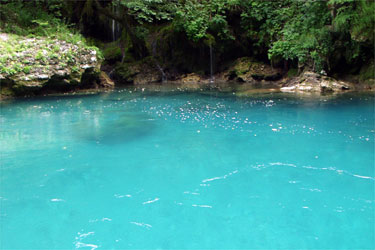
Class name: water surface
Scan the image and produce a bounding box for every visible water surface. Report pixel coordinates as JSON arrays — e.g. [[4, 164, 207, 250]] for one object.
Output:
[[1, 88, 374, 249]]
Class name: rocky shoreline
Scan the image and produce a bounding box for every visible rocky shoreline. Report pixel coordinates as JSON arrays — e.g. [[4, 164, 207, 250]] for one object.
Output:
[[0, 35, 373, 100], [107, 56, 373, 95]]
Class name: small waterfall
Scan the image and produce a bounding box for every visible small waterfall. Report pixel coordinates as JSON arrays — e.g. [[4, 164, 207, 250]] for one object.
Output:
[[111, 1, 120, 41], [116, 10, 120, 40], [156, 64, 167, 83], [152, 40, 167, 83], [112, 19, 115, 41], [209, 44, 214, 83]]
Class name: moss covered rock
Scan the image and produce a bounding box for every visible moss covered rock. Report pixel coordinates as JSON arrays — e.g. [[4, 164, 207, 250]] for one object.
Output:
[[0, 33, 112, 96], [103, 41, 123, 63], [221, 57, 282, 83], [359, 62, 375, 84], [114, 57, 163, 85]]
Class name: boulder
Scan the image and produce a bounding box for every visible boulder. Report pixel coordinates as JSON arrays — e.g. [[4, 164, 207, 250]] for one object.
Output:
[[114, 58, 162, 85], [221, 57, 282, 83], [281, 71, 351, 93], [99, 71, 115, 88], [134, 70, 161, 85], [0, 35, 110, 96], [180, 73, 202, 84]]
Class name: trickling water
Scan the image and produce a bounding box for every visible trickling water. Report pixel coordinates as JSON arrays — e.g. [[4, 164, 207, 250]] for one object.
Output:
[[111, 2, 120, 41], [112, 19, 115, 42], [209, 44, 214, 83], [156, 64, 167, 83], [152, 40, 167, 83]]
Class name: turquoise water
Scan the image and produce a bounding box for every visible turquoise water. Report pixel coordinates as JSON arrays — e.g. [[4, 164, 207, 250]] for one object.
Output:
[[0, 88, 374, 249]]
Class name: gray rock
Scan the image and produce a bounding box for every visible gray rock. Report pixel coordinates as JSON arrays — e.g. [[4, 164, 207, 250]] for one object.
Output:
[[281, 71, 352, 94], [56, 70, 67, 76], [37, 74, 49, 80], [81, 64, 93, 69]]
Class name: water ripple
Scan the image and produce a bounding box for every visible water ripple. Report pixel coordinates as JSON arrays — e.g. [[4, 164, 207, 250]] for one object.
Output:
[[202, 170, 238, 183], [269, 162, 375, 181], [130, 221, 152, 229], [74, 231, 98, 250], [142, 198, 160, 205]]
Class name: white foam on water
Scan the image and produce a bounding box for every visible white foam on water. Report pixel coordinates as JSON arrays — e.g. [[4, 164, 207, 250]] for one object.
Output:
[[130, 222, 152, 229], [192, 204, 212, 208], [142, 198, 160, 204], [50, 198, 65, 202], [202, 170, 238, 183]]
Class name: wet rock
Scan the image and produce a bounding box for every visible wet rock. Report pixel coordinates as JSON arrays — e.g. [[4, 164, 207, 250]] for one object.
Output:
[[236, 88, 280, 97], [181, 73, 202, 84], [99, 71, 115, 88], [114, 63, 142, 83], [114, 58, 163, 85]]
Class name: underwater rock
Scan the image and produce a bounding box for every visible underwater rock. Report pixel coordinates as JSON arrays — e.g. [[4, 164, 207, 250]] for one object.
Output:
[[236, 88, 280, 97], [74, 112, 156, 144]]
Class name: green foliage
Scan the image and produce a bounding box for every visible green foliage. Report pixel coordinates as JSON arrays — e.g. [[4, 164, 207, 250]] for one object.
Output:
[[0, 65, 17, 75], [59, 62, 67, 68], [71, 66, 80, 73], [23, 66, 32, 74], [121, 0, 176, 23], [236, 0, 373, 73], [35, 50, 44, 61], [103, 43, 122, 61], [0, 0, 95, 49], [0, 0, 373, 78], [49, 53, 59, 59], [359, 62, 375, 81], [240, 0, 291, 48], [330, 0, 375, 43], [53, 45, 60, 52], [175, 0, 236, 42], [0, 56, 9, 64], [287, 68, 298, 78], [262, 1, 331, 72], [64, 49, 76, 64]]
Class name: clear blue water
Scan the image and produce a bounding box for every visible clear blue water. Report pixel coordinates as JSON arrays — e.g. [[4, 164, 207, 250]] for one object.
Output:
[[1, 88, 374, 249]]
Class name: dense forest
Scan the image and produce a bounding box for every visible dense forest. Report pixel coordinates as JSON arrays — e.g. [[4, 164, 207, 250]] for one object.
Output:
[[0, 0, 374, 95]]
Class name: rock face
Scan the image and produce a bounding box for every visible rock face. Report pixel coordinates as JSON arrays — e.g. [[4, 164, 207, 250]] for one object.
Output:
[[114, 58, 162, 85], [0, 35, 113, 96], [113, 56, 282, 87], [281, 71, 351, 93], [220, 57, 282, 83]]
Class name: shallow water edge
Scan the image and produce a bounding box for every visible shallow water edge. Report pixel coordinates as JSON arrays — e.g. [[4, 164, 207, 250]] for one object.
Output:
[[1, 81, 374, 104]]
